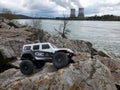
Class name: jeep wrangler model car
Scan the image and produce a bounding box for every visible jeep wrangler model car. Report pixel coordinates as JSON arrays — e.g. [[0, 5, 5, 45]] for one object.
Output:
[[20, 42, 75, 75]]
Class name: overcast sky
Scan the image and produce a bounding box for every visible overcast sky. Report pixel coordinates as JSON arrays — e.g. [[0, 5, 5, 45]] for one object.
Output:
[[0, 0, 120, 17]]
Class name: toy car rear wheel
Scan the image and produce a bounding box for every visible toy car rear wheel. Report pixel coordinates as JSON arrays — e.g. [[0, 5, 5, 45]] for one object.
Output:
[[53, 52, 69, 69], [20, 60, 34, 75]]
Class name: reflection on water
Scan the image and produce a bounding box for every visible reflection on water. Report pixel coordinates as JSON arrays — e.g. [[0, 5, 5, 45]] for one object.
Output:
[[18, 19, 120, 54]]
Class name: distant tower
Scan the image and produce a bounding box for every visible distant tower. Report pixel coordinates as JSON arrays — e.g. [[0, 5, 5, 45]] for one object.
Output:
[[78, 8, 84, 18], [70, 9, 76, 18]]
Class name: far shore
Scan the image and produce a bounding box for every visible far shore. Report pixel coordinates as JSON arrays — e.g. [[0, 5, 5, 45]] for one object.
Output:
[[14, 17, 120, 21]]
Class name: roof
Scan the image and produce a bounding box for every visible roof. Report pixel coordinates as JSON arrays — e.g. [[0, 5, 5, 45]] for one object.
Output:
[[23, 42, 51, 46]]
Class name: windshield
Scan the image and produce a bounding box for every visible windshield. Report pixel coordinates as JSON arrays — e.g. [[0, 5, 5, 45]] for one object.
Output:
[[51, 44, 57, 48]]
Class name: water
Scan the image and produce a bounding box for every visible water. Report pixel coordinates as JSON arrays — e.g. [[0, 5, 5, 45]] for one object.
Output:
[[18, 19, 120, 54]]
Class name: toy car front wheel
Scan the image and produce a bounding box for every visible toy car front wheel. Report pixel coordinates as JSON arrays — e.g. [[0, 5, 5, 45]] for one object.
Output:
[[53, 52, 69, 69], [20, 60, 34, 75]]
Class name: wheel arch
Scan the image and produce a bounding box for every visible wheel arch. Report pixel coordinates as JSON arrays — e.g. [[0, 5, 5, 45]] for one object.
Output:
[[55, 50, 75, 63], [21, 53, 34, 60]]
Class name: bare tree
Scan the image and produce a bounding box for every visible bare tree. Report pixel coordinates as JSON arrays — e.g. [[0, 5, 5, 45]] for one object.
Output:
[[30, 15, 44, 42], [31, 18, 42, 29], [2, 8, 17, 20], [55, 12, 71, 39], [55, 20, 71, 39]]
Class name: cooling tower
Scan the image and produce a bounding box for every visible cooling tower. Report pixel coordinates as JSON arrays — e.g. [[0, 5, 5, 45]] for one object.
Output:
[[78, 8, 84, 18], [70, 9, 76, 18]]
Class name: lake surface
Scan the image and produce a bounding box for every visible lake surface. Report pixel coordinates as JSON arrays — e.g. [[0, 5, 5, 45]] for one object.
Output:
[[18, 19, 120, 54]]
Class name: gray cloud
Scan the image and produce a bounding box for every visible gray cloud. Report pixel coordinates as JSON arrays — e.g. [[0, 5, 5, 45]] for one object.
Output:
[[72, 0, 82, 7], [0, 0, 120, 17], [82, 0, 120, 16], [51, 0, 82, 9]]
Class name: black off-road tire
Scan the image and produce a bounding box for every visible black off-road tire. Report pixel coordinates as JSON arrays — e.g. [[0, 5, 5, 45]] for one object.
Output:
[[34, 61, 45, 69], [53, 52, 69, 69], [20, 60, 34, 75]]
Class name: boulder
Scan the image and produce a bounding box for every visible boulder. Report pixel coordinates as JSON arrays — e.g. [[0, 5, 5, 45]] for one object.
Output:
[[28, 32, 94, 53], [43, 34, 93, 53], [0, 19, 119, 90], [0, 46, 17, 73], [95, 54, 120, 86], [97, 50, 111, 57], [0, 19, 26, 29], [8, 20, 26, 28], [1, 22, 10, 29], [0, 46, 17, 65], [0, 53, 117, 90], [7, 22, 19, 28]]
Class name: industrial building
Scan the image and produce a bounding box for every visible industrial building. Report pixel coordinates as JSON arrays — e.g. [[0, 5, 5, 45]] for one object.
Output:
[[70, 9, 76, 18], [78, 8, 84, 18], [70, 8, 84, 18]]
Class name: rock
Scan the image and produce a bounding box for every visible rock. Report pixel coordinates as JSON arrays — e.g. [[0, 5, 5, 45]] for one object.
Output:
[[0, 27, 31, 57], [116, 84, 120, 90], [0, 18, 2, 22], [28, 31, 94, 53], [45, 35, 93, 53], [8, 20, 25, 28], [0, 46, 16, 65], [0, 19, 26, 29], [0, 46, 17, 73], [1, 22, 10, 29], [7, 22, 19, 28], [95, 54, 120, 87], [0, 19, 119, 90], [0, 53, 117, 90], [0, 24, 95, 57], [10, 59, 21, 68], [4, 40, 25, 57], [0, 63, 19, 73], [0, 68, 24, 89], [2, 19, 10, 24], [91, 48, 98, 57], [97, 50, 110, 57]]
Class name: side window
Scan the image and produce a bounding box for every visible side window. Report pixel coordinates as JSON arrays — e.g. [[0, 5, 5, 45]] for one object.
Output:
[[33, 45, 39, 50], [42, 44, 50, 49], [24, 46, 31, 51]]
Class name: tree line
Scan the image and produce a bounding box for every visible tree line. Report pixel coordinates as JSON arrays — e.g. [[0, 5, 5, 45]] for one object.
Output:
[[85, 15, 120, 21], [55, 15, 120, 21], [1, 8, 120, 21]]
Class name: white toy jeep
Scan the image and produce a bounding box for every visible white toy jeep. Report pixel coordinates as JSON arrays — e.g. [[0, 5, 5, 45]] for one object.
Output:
[[20, 42, 75, 75]]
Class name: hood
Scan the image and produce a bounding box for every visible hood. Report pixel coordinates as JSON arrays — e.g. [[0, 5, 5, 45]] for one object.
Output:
[[54, 48, 74, 53]]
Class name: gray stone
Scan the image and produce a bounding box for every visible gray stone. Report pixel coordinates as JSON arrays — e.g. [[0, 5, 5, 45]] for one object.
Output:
[[0, 19, 119, 90], [0, 53, 117, 90], [1, 22, 10, 29], [0, 46, 16, 65]]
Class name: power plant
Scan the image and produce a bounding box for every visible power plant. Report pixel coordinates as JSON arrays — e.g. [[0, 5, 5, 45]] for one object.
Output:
[[78, 8, 84, 18], [70, 8, 84, 18], [70, 9, 76, 18]]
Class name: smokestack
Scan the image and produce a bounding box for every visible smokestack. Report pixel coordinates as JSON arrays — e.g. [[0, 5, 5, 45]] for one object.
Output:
[[70, 9, 76, 18], [78, 8, 84, 18]]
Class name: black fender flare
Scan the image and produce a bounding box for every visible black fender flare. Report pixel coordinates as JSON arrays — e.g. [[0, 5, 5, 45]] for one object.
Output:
[[21, 52, 34, 60]]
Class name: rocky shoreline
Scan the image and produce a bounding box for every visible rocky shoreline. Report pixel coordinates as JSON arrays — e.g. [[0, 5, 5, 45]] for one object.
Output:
[[0, 19, 120, 90]]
